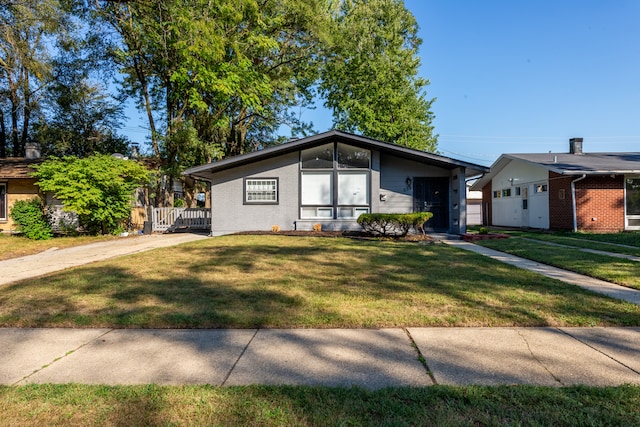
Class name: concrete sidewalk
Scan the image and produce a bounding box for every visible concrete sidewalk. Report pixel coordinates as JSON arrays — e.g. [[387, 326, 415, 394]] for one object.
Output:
[[2, 327, 638, 388], [0, 233, 210, 286]]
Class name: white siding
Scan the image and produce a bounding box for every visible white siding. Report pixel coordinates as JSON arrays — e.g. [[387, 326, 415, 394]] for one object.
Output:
[[491, 160, 549, 229]]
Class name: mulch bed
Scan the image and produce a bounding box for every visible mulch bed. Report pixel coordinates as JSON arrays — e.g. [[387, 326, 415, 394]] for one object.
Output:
[[462, 233, 510, 242], [233, 230, 435, 242]]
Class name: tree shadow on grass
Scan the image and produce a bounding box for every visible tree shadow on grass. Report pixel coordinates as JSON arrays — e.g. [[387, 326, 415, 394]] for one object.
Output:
[[0, 236, 638, 328]]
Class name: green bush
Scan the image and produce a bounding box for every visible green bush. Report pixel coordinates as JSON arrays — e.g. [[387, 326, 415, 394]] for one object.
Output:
[[357, 212, 433, 236], [10, 198, 53, 240], [32, 154, 150, 235]]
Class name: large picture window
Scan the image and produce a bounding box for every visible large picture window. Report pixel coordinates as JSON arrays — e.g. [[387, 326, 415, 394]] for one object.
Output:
[[626, 177, 640, 228], [0, 183, 6, 220], [300, 142, 370, 219], [244, 178, 278, 204]]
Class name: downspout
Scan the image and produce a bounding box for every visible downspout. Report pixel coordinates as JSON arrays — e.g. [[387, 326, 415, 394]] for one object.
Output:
[[571, 174, 587, 232]]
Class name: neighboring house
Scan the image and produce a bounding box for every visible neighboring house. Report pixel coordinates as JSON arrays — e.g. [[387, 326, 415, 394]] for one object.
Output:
[[466, 184, 483, 226], [183, 130, 489, 234], [0, 144, 43, 232], [471, 138, 640, 232]]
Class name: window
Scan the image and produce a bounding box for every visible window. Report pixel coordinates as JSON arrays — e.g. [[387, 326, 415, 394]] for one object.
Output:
[[245, 178, 278, 204], [534, 184, 548, 193], [493, 190, 501, 198], [338, 172, 368, 205], [515, 187, 521, 196], [337, 143, 370, 168], [301, 143, 334, 169], [523, 199, 528, 210], [502, 188, 511, 197], [301, 172, 332, 205], [0, 183, 5, 220], [300, 142, 370, 219]]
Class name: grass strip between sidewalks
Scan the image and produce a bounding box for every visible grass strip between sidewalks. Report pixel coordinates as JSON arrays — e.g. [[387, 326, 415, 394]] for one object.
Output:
[[0, 235, 638, 328], [0, 384, 638, 426], [476, 237, 640, 290]]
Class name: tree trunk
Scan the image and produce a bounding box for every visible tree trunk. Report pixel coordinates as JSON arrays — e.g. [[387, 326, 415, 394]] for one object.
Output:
[[0, 109, 6, 158]]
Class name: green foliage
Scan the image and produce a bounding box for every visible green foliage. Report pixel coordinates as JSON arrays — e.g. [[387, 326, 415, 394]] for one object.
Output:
[[357, 212, 433, 236], [9, 198, 53, 240], [479, 227, 489, 235], [320, 0, 437, 151], [32, 154, 150, 235]]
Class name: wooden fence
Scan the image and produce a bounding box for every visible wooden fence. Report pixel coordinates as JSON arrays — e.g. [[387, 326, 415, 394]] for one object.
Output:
[[151, 207, 211, 232]]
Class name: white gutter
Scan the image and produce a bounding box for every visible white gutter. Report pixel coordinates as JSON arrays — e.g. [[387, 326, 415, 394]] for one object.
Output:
[[571, 174, 587, 232]]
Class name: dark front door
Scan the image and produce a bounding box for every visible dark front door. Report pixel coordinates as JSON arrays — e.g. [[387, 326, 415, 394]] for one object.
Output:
[[414, 177, 449, 230]]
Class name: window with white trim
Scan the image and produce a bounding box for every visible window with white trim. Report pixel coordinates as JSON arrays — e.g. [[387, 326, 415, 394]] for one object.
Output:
[[244, 178, 278, 204], [299, 142, 370, 219], [0, 183, 6, 220]]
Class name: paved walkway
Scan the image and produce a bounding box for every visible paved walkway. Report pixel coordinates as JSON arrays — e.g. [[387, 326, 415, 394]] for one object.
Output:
[[443, 239, 640, 306], [0, 232, 210, 286], [1, 233, 639, 388]]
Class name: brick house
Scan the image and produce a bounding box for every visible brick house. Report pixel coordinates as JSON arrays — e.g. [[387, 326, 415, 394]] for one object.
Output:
[[471, 138, 640, 232]]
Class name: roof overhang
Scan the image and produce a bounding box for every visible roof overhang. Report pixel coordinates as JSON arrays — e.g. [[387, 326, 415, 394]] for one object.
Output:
[[470, 152, 640, 191], [183, 130, 489, 181]]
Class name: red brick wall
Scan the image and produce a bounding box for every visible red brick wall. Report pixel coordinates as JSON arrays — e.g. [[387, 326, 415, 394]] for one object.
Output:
[[548, 172, 574, 230], [575, 176, 624, 232], [481, 180, 492, 226]]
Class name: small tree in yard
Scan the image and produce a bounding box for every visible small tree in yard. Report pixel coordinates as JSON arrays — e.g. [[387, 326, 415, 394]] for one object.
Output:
[[32, 154, 150, 235]]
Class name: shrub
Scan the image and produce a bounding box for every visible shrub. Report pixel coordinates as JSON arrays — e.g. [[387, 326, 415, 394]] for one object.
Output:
[[479, 227, 489, 235], [10, 198, 53, 240], [32, 154, 150, 235], [357, 212, 433, 236]]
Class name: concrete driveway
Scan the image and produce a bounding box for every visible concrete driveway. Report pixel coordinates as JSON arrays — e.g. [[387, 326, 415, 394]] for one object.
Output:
[[0, 232, 209, 286]]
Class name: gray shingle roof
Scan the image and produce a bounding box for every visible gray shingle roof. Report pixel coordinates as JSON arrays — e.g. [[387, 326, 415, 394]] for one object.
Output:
[[183, 130, 489, 180], [506, 152, 640, 174]]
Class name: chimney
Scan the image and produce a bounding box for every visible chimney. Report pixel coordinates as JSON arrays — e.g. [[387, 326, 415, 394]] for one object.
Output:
[[24, 143, 41, 160], [569, 138, 583, 155]]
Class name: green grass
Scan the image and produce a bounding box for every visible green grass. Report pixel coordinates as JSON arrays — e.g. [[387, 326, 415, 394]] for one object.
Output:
[[477, 237, 640, 290], [0, 233, 123, 261], [499, 230, 640, 256], [1, 235, 638, 328], [1, 384, 638, 426]]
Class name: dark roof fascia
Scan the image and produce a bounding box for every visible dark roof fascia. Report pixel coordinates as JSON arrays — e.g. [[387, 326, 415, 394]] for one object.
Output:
[[183, 130, 489, 179]]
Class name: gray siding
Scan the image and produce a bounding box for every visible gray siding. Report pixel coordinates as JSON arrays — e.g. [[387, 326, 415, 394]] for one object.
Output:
[[211, 152, 299, 232], [378, 154, 450, 214]]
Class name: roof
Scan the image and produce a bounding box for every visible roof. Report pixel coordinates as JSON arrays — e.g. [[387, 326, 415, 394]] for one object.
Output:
[[0, 158, 41, 179], [183, 130, 489, 180], [471, 151, 640, 190]]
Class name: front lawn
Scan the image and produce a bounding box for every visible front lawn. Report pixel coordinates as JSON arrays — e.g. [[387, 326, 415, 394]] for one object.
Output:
[[1, 235, 638, 328], [1, 384, 638, 426]]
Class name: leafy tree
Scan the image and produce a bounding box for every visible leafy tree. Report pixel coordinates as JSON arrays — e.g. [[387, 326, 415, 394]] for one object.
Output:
[[94, 0, 329, 204], [32, 154, 150, 235], [0, 0, 72, 157], [319, 0, 437, 151]]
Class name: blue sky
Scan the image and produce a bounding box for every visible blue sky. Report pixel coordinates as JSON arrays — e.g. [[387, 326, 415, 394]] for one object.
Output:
[[121, 1, 640, 166]]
